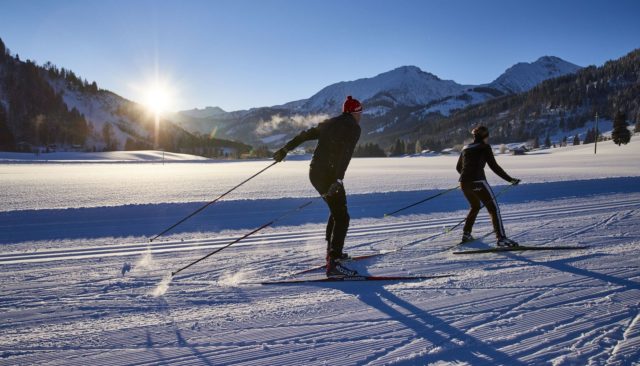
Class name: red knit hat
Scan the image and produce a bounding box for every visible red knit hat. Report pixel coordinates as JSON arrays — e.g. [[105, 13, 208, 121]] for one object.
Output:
[[342, 96, 363, 113]]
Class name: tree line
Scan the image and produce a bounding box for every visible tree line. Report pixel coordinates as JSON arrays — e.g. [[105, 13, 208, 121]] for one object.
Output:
[[0, 37, 254, 157]]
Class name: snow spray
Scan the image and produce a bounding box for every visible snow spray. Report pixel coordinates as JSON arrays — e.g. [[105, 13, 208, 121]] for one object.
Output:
[[217, 270, 249, 287], [135, 248, 154, 270], [150, 273, 172, 297]]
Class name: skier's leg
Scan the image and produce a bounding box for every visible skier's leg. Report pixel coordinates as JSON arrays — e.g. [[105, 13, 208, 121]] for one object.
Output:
[[325, 214, 335, 251], [477, 181, 506, 239], [325, 185, 350, 259], [460, 182, 482, 234], [309, 169, 335, 255]]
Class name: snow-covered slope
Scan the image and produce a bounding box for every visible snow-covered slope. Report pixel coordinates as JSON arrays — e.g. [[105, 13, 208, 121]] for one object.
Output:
[[489, 56, 581, 93], [1, 140, 639, 365], [179, 106, 228, 119], [0, 150, 209, 162], [295, 66, 467, 113], [49, 80, 146, 150]]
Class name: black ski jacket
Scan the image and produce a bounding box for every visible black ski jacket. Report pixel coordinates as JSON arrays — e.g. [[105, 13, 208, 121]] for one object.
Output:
[[283, 113, 361, 180], [456, 141, 513, 182]]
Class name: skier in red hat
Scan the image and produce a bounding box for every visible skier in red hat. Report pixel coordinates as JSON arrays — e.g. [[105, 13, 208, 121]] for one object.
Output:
[[274, 96, 363, 277]]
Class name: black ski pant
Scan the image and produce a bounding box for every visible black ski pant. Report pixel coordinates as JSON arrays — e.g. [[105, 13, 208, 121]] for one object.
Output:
[[460, 180, 506, 239], [309, 168, 350, 259]]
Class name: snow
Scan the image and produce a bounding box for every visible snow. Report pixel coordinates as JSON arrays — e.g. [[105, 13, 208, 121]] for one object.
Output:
[[416, 91, 492, 117], [0, 150, 210, 162], [1, 139, 638, 212], [1, 139, 639, 365], [489, 56, 581, 93], [49, 80, 142, 149], [298, 66, 466, 113], [179, 106, 228, 119]]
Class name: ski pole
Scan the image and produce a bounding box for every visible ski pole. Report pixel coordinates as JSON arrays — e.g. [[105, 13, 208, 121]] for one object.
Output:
[[150, 161, 278, 242], [445, 182, 517, 234], [384, 186, 459, 217], [171, 200, 313, 277]]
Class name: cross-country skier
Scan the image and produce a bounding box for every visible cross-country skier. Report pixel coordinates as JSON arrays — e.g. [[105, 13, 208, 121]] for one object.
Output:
[[456, 125, 521, 247], [273, 96, 362, 277]]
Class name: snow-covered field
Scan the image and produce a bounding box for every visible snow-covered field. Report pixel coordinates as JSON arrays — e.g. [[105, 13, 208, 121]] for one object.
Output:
[[1, 140, 639, 365], [0, 150, 210, 163]]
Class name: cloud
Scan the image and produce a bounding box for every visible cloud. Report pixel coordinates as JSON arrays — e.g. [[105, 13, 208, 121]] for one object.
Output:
[[256, 113, 330, 135]]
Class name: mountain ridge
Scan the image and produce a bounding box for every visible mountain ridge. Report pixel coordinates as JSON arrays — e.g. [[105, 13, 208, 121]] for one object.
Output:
[[175, 55, 582, 147]]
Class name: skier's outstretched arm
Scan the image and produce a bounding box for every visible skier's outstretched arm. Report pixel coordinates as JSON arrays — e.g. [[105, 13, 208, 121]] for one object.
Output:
[[486, 146, 517, 183], [273, 127, 320, 162]]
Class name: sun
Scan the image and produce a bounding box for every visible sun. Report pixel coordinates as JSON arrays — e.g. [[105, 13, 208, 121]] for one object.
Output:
[[143, 83, 171, 115]]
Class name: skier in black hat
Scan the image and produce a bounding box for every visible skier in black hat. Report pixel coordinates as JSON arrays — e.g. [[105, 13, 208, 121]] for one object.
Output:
[[456, 125, 521, 247]]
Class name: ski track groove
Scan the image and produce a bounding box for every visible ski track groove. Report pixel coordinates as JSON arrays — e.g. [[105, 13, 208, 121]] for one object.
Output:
[[1, 192, 639, 365], [1, 198, 638, 265]]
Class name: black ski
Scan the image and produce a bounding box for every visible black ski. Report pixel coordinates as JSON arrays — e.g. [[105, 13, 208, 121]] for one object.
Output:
[[255, 274, 452, 285], [453, 245, 588, 254], [292, 252, 391, 276]]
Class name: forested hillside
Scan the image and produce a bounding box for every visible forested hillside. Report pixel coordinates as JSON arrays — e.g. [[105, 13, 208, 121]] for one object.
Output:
[[0, 38, 251, 157], [411, 49, 640, 149]]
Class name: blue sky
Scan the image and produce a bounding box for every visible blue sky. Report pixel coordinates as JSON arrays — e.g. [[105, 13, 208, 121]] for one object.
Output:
[[1, 0, 639, 111]]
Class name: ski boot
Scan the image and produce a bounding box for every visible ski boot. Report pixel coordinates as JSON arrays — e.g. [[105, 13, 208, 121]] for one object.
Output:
[[326, 258, 359, 277], [337, 252, 352, 261], [460, 232, 475, 244], [497, 237, 519, 248]]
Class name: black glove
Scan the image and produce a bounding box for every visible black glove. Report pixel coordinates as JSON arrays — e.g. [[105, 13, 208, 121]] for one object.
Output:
[[325, 180, 344, 198], [273, 148, 288, 162], [510, 178, 521, 186]]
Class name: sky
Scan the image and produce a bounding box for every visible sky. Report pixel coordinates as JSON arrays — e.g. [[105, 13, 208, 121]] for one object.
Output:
[[1, 0, 639, 112]]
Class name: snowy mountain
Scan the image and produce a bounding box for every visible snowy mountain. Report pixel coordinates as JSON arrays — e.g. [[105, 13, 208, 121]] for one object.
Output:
[[47, 79, 146, 150], [489, 56, 581, 93], [175, 56, 582, 148], [180, 106, 229, 119], [295, 66, 467, 114], [410, 49, 640, 150]]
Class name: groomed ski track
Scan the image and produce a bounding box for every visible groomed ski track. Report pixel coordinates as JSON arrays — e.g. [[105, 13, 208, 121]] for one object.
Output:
[[1, 189, 639, 365], [1, 196, 638, 265]]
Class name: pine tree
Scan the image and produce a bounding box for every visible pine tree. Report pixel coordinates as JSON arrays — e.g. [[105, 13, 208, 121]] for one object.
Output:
[[0, 37, 5, 59], [390, 139, 404, 156], [583, 129, 593, 144], [414, 140, 422, 154], [0, 105, 15, 151], [611, 111, 631, 146], [544, 134, 551, 147], [354, 143, 386, 157], [573, 135, 580, 145]]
